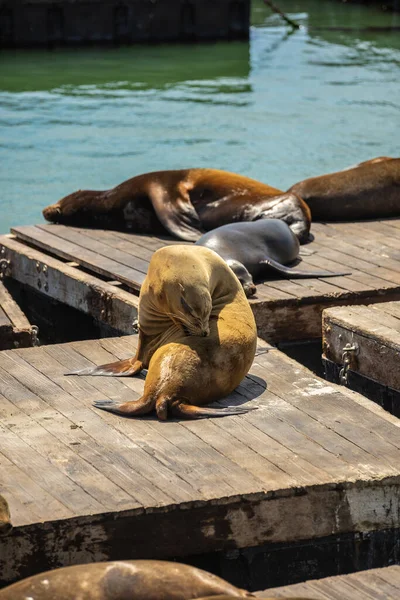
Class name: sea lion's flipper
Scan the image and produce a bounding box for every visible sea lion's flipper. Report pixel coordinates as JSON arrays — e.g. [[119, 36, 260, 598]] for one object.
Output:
[[260, 257, 351, 278], [66, 358, 143, 377], [147, 182, 202, 241], [93, 396, 154, 416], [171, 402, 258, 419]]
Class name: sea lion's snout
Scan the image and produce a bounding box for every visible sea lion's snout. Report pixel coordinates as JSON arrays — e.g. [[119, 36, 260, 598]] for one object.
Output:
[[244, 284, 257, 298], [43, 204, 61, 222], [201, 327, 210, 337]]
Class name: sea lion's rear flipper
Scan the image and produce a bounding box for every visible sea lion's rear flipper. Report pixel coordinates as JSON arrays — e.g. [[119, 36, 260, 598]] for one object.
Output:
[[65, 358, 143, 377], [93, 396, 154, 416], [171, 402, 258, 419], [147, 182, 202, 241], [260, 257, 351, 278]]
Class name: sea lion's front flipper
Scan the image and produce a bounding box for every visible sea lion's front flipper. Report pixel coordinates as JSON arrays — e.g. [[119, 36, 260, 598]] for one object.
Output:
[[147, 182, 202, 241], [171, 402, 258, 419], [66, 358, 143, 377], [260, 257, 351, 278]]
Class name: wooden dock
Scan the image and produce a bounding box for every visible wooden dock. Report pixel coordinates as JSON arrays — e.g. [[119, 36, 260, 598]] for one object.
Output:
[[257, 565, 400, 599], [4, 218, 400, 343], [1, 333, 400, 587], [323, 301, 400, 417], [0, 280, 37, 350]]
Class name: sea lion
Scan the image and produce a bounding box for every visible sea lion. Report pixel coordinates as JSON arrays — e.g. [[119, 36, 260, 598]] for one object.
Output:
[[287, 157, 400, 221], [67, 245, 258, 420], [0, 559, 253, 599], [0, 494, 12, 536], [195, 219, 350, 297], [196, 597, 313, 600], [42, 168, 312, 243]]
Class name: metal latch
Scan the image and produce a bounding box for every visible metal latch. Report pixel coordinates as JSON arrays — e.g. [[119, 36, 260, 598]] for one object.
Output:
[[339, 342, 359, 385], [0, 258, 10, 279]]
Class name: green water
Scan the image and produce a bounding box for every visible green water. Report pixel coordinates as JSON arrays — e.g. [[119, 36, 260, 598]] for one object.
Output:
[[0, 0, 399, 234]]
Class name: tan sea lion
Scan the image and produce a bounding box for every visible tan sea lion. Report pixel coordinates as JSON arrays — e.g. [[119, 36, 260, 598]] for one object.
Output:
[[42, 168, 312, 243], [67, 245, 258, 420], [287, 156, 400, 221], [0, 559, 254, 599], [0, 494, 12, 536]]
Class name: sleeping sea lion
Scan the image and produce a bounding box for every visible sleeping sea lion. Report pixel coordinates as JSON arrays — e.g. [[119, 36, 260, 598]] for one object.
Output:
[[42, 168, 312, 243], [0, 559, 253, 599], [0, 494, 12, 536], [195, 219, 350, 297], [67, 245, 258, 420], [196, 597, 313, 600], [287, 156, 400, 221]]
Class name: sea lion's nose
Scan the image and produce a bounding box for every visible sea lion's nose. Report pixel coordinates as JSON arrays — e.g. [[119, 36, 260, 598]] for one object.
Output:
[[202, 328, 210, 337]]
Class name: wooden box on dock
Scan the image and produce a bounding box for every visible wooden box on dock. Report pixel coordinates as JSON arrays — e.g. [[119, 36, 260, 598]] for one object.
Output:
[[0, 280, 37, 350], [322, 302, 400, 417]]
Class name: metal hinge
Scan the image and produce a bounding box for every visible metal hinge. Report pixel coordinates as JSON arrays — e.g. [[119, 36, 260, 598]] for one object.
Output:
[[339, 342, 359, 385], [0, 258, 11, 279]]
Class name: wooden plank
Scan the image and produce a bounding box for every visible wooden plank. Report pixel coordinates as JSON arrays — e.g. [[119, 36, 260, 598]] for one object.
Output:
[[2, 347, 186, 506], [8, 220, 400, 343], [0, 280, 31, 330], [323, 303, 400, 391], [0, 303, 11, 328], [257, 566, 400, 599], [1, 336, 400, 587], [0, 393, 136, 512], [0, 235, 139, 333], [11, 225, 146, 290], [0, 279, 36, 350], [36, 224, 151, 275]]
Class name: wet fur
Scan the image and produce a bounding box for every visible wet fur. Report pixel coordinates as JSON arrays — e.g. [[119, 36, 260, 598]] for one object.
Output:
[[0, 560, 253, 599], [43, 168, 312, 243], [288, 157, 400, 221], [0, 495, 12, 536], [196, 219, 350, 297], [68, 246, 257, 420]]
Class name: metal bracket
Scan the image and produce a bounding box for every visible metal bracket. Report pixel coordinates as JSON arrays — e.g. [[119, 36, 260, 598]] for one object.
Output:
[[339, 342, 359, 386], [0, 258, 11, 279]]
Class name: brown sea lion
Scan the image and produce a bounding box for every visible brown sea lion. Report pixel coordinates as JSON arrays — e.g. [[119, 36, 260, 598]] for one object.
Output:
[[287, 156, 400, 221], [196, 597, 313, 600], [42, 168, 312, 243], [67, 245, 258, 420], [0, 494, 12, 536], [195, 219, 351, 297], [0, 559, 253, 599]]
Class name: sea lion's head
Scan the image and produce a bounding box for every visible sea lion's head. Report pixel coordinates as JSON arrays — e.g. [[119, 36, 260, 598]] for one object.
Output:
[[165, 281, 212, 337], [226, 260, 257, 298], [0, 495, 12, 536]]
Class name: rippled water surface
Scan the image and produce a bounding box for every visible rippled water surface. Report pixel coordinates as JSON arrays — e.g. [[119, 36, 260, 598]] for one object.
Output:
[[0, 0, 399, 233]]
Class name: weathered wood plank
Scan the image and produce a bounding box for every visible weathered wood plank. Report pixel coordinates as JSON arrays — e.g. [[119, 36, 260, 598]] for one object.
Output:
[[0, 279, 36, 349], [0, 235, 138, 333], [257, 566, 400, 599], [1, 335, 400, 586], [11, 225, 146, 290], [323, 303, 400, 391], [8, 219, 400, 342]]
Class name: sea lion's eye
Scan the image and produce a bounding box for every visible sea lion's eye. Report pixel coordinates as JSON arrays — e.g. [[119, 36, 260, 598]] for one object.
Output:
[[180, 296, 193, 315]]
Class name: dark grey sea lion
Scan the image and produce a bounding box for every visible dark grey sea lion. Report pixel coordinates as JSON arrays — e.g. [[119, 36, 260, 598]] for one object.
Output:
[[195, 219, 350, 297]]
